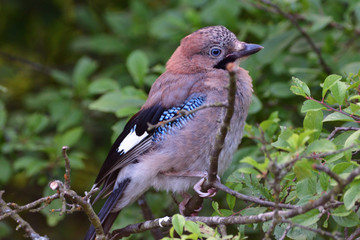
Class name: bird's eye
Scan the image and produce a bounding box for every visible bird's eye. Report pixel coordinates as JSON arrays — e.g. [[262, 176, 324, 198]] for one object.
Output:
[[210, 47, 222, 57]]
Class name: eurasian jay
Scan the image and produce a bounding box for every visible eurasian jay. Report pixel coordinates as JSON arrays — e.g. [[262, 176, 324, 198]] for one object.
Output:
[[84, 25, 263, 240]]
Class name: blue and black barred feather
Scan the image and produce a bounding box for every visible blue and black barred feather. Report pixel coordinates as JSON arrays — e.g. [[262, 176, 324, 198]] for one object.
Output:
[[153, 96, 205, 141]]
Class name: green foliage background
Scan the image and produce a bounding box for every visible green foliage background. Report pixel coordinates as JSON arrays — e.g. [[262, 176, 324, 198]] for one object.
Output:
[[0, 0, 360, 239]]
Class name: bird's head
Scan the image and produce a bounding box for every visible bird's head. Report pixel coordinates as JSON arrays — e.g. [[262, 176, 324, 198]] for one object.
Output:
[[166, 26, 263, 73]]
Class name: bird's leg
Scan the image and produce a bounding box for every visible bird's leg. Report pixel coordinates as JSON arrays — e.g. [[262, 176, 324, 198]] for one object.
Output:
[[179, 192, 202, 216], [179, 192, 191, 215], [160, 170, 219, 198]]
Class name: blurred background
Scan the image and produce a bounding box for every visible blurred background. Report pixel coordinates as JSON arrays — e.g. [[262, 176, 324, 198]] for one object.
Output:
[[0, 0, 359, 239]]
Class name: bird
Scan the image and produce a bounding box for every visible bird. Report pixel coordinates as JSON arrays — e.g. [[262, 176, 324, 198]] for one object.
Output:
[[84, 25, 263, 240]]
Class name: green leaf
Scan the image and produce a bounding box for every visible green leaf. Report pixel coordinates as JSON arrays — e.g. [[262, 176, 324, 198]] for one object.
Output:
[[14, 156, 48, 177], [272, 127, 294, 151], [309, 15, 332, 32], [349, 103, 360, 116], [240, 156, 268, 172], [172, 214, 185, 236], [319, 171, 329, 191], [226, 192, 236, 210], [212, 201, 221, 215], [301, 100, 326, 112], [323, 112, 355, 122], [287, 223, 317, 240], [332, 212, 360, 227], [73, 56, 98, 91], [89, 87, 147, 114], [257, 30, 298, 65], [50, 69, 72, 85], [330, 81, 347, 105], [322, 74, 342, 99], [343, 181, 360, 210], [248, 94, 262, 114], [185, 221, 202, 237], [25, 113, 49, 134], [305, 139, 336, 153], [303, 110, 323, 142], [126, 50, 149, 87], [290, 77, 311, 97], [241, 207, 267, 216], [238, 168, 261, 175], [296, 177, 317, 198], [342, 61, 360, 75], [71, 34, 125, 54], [14, 156, 49, 177], [269, 82, 292, 98], [331, 205, 352, 217], [0, 157, 11, 184], [332, 162, 353, 179], [88, 78, 120, 94], [291, 209, 320, 226], [344, 129, 360, 161], [54, 127, 83, 149], [294, 160, 313, 180]]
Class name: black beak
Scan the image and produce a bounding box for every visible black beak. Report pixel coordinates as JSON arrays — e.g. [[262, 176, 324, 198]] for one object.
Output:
[[214, 43, 263, 70], [231, 43, 263, 58]]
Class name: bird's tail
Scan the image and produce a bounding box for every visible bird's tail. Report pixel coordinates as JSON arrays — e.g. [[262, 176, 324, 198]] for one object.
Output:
[[84, 178, 130, 240]]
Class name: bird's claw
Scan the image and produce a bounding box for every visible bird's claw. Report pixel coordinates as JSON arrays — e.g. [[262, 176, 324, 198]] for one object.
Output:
[[193, 176, 219, 198], [158, 216, 170, 227]]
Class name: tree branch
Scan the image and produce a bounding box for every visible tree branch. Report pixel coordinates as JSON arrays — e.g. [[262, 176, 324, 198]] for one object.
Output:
[[110, 166, 360, 238], [0, 191, 49, 240], [348, 226, 360, 240], [259, 0, 332, 74], [0, 50, 53, 75], [137, 196, 163, 240], [328, 127, 360, 140], [208, 62, 238, 183], [212, 180, 296, 209], [282, 219, 342, 239]]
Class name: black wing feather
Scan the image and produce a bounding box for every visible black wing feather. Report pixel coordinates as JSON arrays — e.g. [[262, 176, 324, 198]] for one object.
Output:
[[93, 104, 165, 198]]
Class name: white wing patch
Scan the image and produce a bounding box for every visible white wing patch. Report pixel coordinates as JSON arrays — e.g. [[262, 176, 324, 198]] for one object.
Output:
[[117, 125, 149, 154]]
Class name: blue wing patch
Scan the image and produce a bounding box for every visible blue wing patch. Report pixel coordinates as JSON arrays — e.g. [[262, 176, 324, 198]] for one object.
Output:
[[153, 96, 205, 141]]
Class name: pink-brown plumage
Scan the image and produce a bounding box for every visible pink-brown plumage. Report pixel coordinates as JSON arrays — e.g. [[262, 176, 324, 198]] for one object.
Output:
[[85, 25, 262, 240]]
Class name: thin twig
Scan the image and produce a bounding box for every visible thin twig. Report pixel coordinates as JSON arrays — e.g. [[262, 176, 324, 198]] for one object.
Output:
[[137, 196, 163, 240], [183, 63, 239, 216], [62, 146, 71, 189], [259, 0, 332, 74], [0, 194, 59, 221], [348, 226, 360, 240], [110, 166, 360, 238], [246, 0, 360, 36], [212, 180, 296, 209], [279, 224, 291, 240], [0, 50, 53, 75], [49, 180, 106, 240], [208, 63, 238, 183], [282, 219, 342, 239], [280, 144, 356, 179], [0, 191, 49, 240], [328, 127, 360, 140], [308, 97, 360, 121], [313, 164, 343, 185], [218, 224, 227, 237]]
